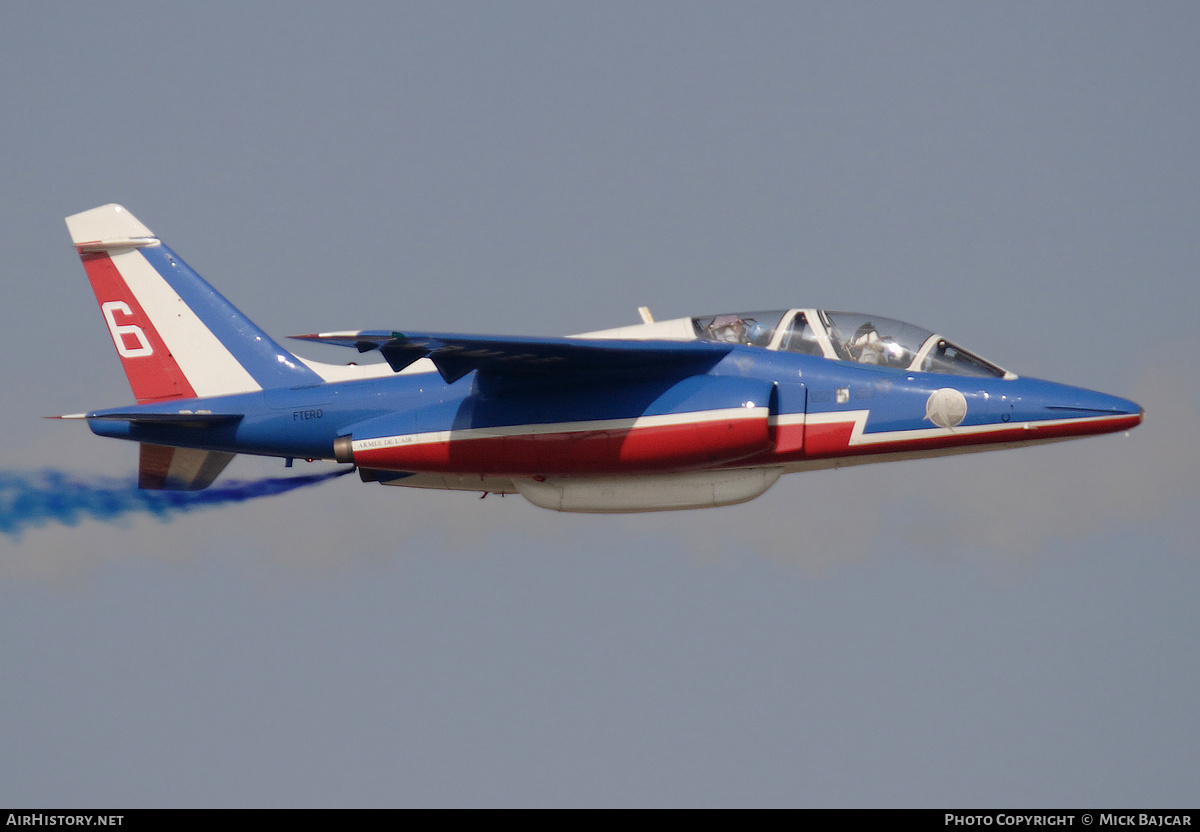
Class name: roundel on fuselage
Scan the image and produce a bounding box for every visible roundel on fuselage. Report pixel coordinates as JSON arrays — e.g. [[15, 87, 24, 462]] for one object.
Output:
[[925, 388, 968, 428]]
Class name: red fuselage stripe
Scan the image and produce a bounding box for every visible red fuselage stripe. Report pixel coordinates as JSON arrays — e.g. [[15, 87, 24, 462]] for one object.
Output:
[[353, 416, 773, 475]]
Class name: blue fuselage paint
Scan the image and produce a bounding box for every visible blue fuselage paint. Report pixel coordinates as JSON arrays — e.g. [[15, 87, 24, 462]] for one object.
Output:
[[87, 345, 1142, 469]]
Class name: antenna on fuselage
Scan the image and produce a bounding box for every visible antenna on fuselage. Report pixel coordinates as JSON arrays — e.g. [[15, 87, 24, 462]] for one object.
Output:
[[638, 306, 654, 324]]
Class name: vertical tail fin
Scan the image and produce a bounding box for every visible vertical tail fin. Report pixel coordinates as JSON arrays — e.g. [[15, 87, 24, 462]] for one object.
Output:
[[66, 204, 321, 403]]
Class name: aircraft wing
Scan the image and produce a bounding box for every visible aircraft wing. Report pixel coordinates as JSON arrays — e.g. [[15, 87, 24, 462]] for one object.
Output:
[[291, 331, 733, 384]]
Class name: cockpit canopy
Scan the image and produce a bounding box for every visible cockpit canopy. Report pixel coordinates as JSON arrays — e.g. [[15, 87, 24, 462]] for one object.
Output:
[[692, 309, 1010, 378]]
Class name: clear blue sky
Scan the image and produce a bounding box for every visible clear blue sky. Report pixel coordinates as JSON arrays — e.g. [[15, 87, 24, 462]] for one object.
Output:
[[2, 3, 1197, 807]]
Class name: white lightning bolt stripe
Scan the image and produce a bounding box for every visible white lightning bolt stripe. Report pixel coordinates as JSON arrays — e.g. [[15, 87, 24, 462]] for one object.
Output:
[[806, 410, 1133, 446]]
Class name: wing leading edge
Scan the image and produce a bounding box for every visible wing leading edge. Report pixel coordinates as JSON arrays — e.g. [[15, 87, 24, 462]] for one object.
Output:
[[291, 331, 733, 383]]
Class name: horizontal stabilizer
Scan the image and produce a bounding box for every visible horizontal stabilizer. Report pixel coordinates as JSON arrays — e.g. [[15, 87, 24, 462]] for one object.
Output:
[[292, 331, 733, 384], [88, 411, 243, 427]]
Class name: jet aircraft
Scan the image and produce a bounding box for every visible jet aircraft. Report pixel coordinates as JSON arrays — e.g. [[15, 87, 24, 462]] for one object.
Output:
[[60, 204, 1143, 512]]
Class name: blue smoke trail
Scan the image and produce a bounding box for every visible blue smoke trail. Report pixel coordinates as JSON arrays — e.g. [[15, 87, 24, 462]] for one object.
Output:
[[0, 468, 354, 540]]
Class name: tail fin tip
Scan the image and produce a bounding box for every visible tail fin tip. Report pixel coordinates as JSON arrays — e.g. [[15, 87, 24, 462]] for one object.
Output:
[[66, 204, 158, 251]]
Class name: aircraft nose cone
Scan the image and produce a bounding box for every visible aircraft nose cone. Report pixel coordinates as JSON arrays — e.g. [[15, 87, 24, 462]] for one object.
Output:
[[1035, 381, 1143, 436], [1063, 389, 1143, 421]]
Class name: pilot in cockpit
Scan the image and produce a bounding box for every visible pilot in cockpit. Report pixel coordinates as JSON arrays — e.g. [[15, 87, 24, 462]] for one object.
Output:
[[849, 322, 886, 364], [706, 314, 751, 344], [848, 322, 908, 367]]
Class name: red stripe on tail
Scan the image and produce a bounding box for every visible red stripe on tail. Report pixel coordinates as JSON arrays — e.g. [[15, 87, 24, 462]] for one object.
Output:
[[80, 252, 196, 403]]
